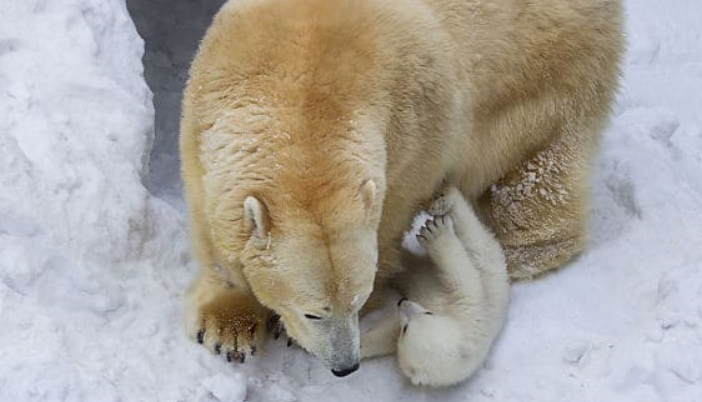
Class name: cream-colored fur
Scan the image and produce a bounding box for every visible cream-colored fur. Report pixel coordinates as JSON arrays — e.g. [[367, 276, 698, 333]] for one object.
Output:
[[361, 187, 510, 386], [180, 0, 623, 375]]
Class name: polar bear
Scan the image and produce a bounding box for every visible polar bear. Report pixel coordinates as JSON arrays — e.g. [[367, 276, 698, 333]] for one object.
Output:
[[179, 0, 623, 375], [360, 187, 510, 386]]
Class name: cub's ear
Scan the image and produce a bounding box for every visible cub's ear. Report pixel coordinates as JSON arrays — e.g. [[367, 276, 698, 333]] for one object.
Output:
[[243, 196, 269, 238], [358, 179, 376, 210]]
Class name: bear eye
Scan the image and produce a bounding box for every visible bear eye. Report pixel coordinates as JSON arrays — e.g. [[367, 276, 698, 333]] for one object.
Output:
[[304, 314, 323, 320]]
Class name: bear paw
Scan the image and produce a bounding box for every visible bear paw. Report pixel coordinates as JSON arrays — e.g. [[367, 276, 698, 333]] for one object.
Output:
[[417, 215, 455, 251], [428, 185, 462, 216], [188, 289, 275, 363]]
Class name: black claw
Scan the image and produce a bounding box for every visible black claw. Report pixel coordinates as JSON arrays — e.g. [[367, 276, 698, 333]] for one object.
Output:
[[287, 337, 293, 347], [240, 353, 246, 363], [214, 343, 221, 355], [196, 329, 205, 344], [274, 322, 284, 340], [250, 324, 257, 337], [250, 345, 257, 356], [226, 350, 233, 362], [267, 314, 280, 331], [397, 297, 408, 307]]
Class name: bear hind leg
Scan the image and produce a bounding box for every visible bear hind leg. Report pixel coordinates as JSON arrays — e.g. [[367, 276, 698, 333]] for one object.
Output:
[[479, 130, 595, 280]]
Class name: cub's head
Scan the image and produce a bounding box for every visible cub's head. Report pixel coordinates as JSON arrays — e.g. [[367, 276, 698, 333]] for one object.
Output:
[[239, 179, 382, 377], [396, 299, 468, 387]]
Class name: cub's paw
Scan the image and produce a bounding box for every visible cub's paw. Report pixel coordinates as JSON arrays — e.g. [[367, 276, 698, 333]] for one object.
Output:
[[417, 215, 455, 251], [188, 290, 273, 363], [428, 185, 462, 216]]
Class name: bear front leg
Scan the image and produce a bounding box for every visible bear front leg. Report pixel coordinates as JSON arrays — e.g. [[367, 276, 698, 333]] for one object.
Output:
[[184, 268, 275, 362]]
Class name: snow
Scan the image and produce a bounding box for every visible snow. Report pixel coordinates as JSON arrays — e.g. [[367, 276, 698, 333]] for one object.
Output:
[[200, 373, 248, 402], [0, 0, 700, 401]]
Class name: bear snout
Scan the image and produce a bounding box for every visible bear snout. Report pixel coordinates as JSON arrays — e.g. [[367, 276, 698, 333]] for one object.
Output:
[[331, 362, 360, 377]]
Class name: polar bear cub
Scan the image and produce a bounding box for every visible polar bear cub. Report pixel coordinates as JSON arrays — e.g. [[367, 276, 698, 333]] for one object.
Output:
[[361, 187, 510, 386]]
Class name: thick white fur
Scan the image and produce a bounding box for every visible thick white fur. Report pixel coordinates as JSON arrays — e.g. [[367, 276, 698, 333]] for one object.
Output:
[[361, 187, 510, 386]]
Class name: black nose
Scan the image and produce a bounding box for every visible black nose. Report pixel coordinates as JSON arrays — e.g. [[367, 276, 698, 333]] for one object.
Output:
[[331, 363, 360, 377]]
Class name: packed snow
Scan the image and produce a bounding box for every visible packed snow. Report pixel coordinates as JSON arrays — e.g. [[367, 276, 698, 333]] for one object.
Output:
[[0, 0, 700, 401]]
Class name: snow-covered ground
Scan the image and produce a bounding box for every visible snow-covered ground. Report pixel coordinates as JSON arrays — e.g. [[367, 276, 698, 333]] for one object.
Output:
[[0, 0, 700, 401]]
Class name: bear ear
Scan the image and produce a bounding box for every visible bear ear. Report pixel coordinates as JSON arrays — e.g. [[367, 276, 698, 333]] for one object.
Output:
[[358, 179, 376, 210], [243, 196, 269, 238]]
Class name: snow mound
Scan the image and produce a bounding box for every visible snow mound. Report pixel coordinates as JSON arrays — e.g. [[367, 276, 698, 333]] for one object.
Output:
[[0, 1, 194, 401], [1, 1, 700, 401]]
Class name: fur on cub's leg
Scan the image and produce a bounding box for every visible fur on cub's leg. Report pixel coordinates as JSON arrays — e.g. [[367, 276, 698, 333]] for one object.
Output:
[[433, 186, 510, 314], [416, 215, 487, 304], [439, 188, 511, 340], [394, 191, 510, 387]]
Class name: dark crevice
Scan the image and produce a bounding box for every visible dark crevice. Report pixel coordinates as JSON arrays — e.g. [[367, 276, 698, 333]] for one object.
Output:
[[126, 0, 226, 206]]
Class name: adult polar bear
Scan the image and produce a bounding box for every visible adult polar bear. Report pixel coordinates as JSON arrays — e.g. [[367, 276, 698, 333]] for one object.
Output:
[[180, 0, 623, 377]]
